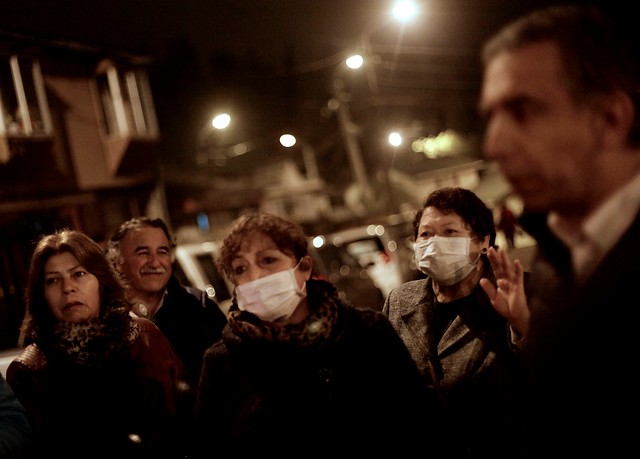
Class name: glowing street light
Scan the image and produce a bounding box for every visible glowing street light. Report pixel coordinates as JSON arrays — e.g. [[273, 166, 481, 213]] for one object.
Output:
[[279, 133, 296, 148], [388, 131, 402, 147], [392, 0, 419, 23], [345, 54, 364, 70], [211, 113, 231, 130]]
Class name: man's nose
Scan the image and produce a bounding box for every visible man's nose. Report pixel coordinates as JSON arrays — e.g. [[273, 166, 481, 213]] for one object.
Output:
[[146, 253, 161, 266], [483, 115, 509, 160]]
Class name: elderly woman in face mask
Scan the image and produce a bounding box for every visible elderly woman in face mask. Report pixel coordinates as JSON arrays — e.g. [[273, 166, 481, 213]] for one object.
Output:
[[382, 187, 526, 459], [193, 211, 447, 457]]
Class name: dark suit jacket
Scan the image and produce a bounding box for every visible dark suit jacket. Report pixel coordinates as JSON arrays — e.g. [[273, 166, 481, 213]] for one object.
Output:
[[517, 211, 640, 457]]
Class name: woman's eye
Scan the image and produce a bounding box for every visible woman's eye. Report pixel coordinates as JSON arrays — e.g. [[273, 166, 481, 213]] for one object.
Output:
[[233, 266, 246, 276], [262, 257, 277, 265], [45, 277, 59, 286]]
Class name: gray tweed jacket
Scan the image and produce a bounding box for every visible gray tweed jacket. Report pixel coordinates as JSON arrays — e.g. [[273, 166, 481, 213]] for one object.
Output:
[[383, 270, 524, 459]]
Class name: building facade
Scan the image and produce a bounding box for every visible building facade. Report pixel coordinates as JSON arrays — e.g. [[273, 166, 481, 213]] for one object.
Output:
[[0, 32, 162, 350]]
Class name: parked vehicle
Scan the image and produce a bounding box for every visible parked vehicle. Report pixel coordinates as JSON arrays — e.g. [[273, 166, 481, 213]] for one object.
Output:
[[308, 239, 385, 311], [310, 222, 419, 307], [173, 241, 234, 314]]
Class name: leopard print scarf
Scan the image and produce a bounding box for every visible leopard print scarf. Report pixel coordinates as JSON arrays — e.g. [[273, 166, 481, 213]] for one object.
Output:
[[227, 278, 339, 346], [36, 305, 139, 368]]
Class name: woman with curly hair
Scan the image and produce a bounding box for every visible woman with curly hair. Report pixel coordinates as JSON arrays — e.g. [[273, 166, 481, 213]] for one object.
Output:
[[6, 229, 190, 459], [194, 212, 446, 457]]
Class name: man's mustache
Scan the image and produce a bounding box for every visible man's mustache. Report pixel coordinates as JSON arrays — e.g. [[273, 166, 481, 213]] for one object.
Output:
[[140, 267, 167, 275]]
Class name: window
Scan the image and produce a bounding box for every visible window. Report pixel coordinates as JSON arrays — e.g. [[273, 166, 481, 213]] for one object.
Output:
[[96, 62, 158, 138], [0, 56, 52, 137]]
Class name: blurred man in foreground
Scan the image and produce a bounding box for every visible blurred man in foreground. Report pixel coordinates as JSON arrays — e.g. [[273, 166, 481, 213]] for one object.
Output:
[[479, 5, 640, 457]]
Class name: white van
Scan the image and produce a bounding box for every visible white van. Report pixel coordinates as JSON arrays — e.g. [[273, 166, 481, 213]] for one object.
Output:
[[173, 241, 234, 314]]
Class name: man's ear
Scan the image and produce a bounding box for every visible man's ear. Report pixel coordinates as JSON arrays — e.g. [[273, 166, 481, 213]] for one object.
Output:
[[601, 90, 634, 146], [113, 255, 125, 272], [106, 247, 123, 272]]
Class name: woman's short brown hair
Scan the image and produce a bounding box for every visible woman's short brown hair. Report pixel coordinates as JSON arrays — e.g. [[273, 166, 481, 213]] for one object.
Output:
[[217, 212, 308, 282]]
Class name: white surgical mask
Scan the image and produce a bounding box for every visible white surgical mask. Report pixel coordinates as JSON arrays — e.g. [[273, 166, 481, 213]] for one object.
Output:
[[414, 236, 481, 286], [235, 264, 306, 323]]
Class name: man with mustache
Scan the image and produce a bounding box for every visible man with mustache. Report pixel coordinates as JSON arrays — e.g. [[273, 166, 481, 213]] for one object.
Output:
[[108, 217, 227, 385]]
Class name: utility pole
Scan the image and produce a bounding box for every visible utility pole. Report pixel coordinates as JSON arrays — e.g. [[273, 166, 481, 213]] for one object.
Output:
[[331, 74, 376, 209]]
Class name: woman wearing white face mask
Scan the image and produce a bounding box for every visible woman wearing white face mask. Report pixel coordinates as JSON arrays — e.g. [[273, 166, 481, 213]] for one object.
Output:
[[193, 212, 448, 457], [383, 187, 526, 459]]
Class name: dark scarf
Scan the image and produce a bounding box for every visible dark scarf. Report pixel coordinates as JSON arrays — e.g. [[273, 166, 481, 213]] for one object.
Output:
[[227, 278, 339, 347], [32, 302, 139, 368]]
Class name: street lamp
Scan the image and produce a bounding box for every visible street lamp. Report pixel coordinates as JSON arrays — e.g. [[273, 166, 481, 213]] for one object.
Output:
[[196, 112, 235, 166], [211, 113, 231, 130], [279, 134, 320, 181], [345, 54, 364, 70], [329, 1, 419, 211], [388, 131, 402, 147], [392, 0, 419, 22], [197, 116, 320, 182], [385, 130, 403, 213], [329, 0, 419, 214], [358, 0, 420, 96], [330, 65, 376, 208]]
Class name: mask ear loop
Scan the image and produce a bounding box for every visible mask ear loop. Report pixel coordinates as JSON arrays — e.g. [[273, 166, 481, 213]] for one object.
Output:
[[472, 247, 489, 265], [294, 256, 313, 288], [297, 256, 312, 272]]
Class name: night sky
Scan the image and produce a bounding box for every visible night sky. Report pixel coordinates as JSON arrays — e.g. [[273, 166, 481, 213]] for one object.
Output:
[[0, 0, 629, 178], [0, 1, 577, 68]]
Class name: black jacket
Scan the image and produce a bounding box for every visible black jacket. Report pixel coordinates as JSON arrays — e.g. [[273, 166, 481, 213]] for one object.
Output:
[[194, 279, 446, 457], [154, 275, 227, 385], [515, 211, 640, 457]]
